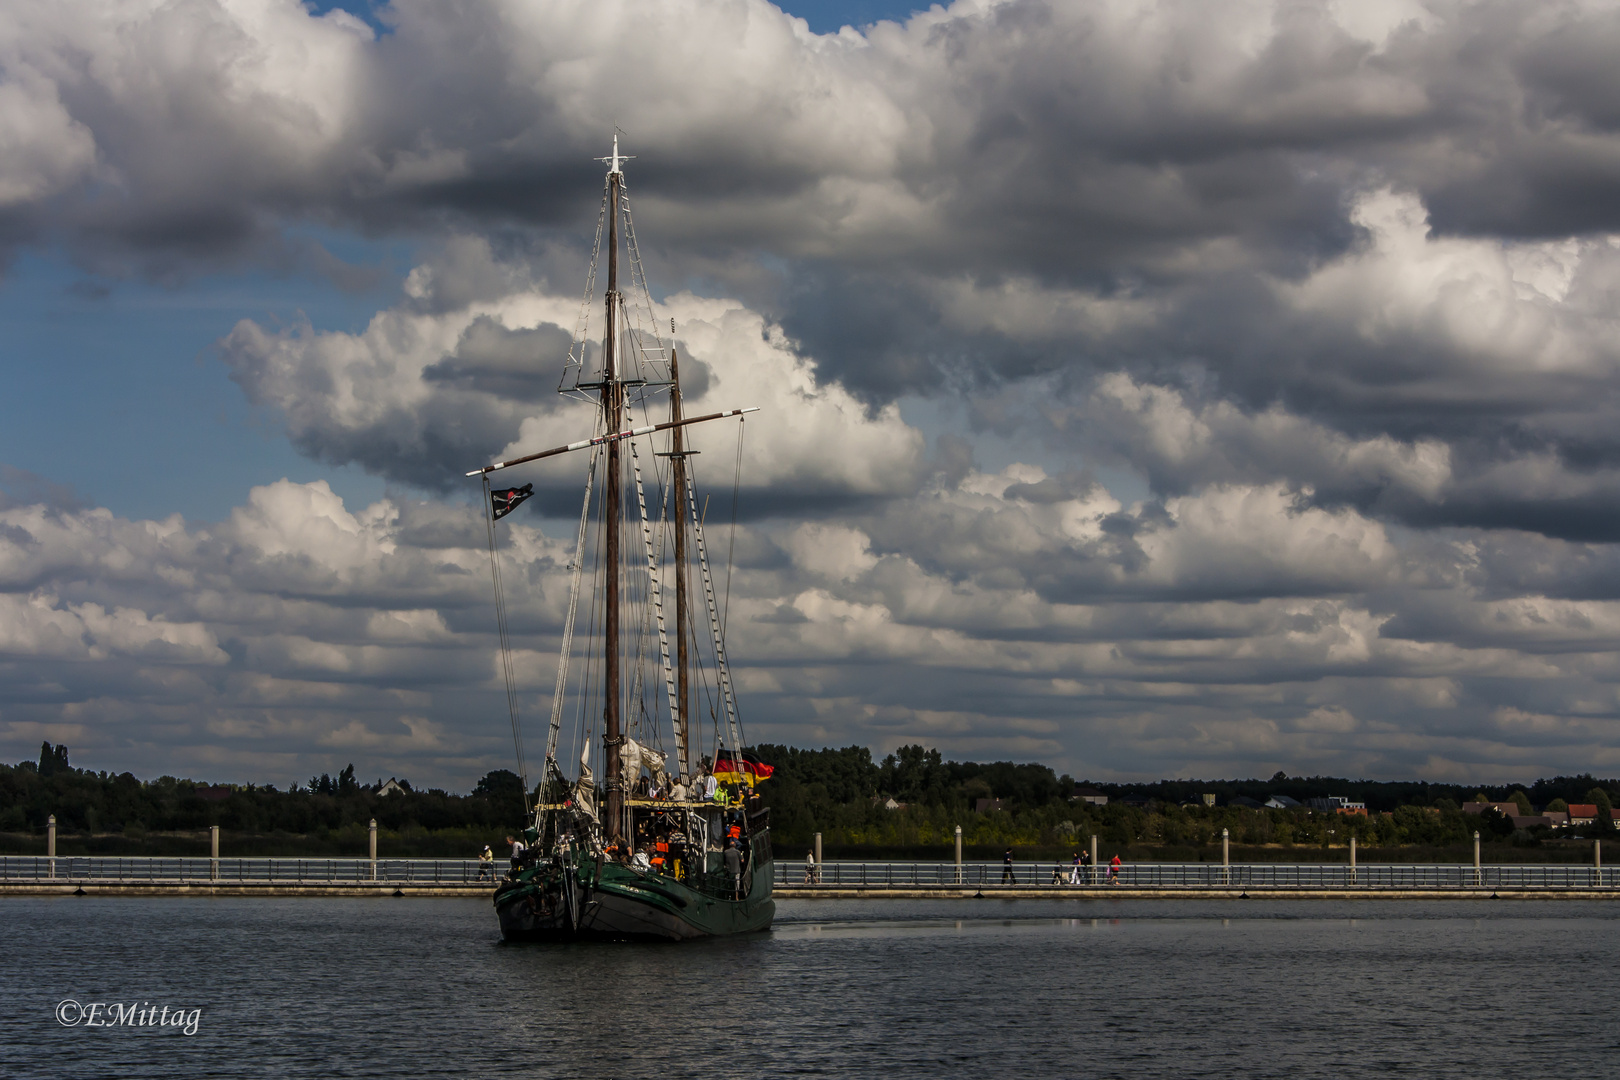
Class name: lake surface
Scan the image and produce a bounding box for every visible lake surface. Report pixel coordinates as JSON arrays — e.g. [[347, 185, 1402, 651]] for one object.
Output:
[[2, 895, 1615, 1078]]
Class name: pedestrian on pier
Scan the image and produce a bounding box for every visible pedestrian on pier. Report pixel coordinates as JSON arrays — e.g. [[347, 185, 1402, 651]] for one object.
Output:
[[477, 845, 494, 881], [1001, 848, 1016, 885], [1108, 853, 1122, 885], [804, 849, 818, 884], [1069, 851, 1082, 885]]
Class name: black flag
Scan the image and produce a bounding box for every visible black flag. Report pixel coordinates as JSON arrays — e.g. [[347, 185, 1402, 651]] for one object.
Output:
[[491, 483, 534, 521]]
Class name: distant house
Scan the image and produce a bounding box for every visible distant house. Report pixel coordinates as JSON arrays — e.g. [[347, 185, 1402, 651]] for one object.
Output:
[[1070, 786, 1108, 806], [1463, 801, 1522, 817], [1230, 795, 1265, 809], [1305, 796, 1366, 815], [1542, 811, 1569, 827], [1265, 795, 1301, 810], [881, 797, 907, 811], [974, 797, 1006, 813], [377, 778, 408, 797], [1509, 815, 1556, 831], [1567, 804, 1599, 827]]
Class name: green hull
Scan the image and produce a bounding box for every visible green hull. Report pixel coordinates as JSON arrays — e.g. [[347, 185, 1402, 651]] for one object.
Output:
[[495, 843, 773, 942]]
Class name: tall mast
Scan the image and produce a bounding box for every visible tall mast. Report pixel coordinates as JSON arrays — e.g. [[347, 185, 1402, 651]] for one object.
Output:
[[670, 346, 691, 781], [602, 142, 625, 843]]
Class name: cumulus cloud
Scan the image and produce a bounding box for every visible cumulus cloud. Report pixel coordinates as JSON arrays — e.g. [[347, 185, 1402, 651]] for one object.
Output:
[[5, 452, 1620, 783], [222, 241, 926, 504], [9, 0, 1620, 781]]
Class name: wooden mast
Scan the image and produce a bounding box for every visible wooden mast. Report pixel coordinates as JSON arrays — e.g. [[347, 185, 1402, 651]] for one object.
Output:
[[670, 347, 691, 781], [602, 160, 624, 844]]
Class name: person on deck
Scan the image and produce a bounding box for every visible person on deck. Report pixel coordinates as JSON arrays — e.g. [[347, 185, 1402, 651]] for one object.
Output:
[[724, 840, 743, 898], [1069, 851, 1082, 885], [477, 845, 495, 881], [804, 849, 818, 884], [506, 835, 526, 874], [1108, 853, 1122, 884], [1001, 848, 1016, 885]]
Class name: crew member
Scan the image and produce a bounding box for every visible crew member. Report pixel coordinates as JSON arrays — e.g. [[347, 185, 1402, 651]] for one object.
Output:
[[723, 840, 743, 898]]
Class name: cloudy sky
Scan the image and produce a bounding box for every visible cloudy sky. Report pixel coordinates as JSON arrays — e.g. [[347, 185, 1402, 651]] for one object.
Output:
[[4, 0, 1620, 789]]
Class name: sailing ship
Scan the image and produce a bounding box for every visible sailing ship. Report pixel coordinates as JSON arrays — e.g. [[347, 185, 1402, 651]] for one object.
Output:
[[468, 139, 775, 941]]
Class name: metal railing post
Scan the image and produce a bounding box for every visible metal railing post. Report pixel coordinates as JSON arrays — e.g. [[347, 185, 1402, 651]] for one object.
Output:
[[1349, 836, 1356, 886], [210, 825, 220, 881], [1090, 834, 1098, 885], [954, 825, 962, 885], [369, 819, 378, 881], [47, 815, 56, 881], [1222, 829, 1229, 886], [1473, 832, 1481, 887]]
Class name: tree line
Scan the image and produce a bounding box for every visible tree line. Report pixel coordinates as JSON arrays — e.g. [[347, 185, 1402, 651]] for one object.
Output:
[[753, 743, 1619, 857], [2, 742, 526, 854], [5, 740, 1617, 859]]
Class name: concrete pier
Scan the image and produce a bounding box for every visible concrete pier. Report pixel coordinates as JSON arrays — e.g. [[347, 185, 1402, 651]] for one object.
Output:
[[770, 885, 1620, 901]]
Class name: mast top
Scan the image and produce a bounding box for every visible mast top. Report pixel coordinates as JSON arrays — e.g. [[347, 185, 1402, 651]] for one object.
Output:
[[595, 133, 633, 177]]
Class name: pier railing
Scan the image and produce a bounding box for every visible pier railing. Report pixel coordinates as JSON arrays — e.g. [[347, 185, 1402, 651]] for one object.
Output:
[[780, 860, 1616, 890], [2, 855, 1611, 891], [0, 856, 492, 885]]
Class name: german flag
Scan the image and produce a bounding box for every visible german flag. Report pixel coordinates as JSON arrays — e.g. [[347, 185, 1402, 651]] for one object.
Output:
[[713, 749, 774, 784]]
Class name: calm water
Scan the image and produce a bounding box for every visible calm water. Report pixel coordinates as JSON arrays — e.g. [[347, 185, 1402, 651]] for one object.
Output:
[[2, 895, 1615, 1078]]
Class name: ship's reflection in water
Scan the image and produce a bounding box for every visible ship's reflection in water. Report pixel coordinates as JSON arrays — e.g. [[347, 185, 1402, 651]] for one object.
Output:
[[5, 896, 1615, 1078]]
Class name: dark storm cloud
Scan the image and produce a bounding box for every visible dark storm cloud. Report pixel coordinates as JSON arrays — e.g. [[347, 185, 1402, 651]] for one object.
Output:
[[421, 317, 573, 401]]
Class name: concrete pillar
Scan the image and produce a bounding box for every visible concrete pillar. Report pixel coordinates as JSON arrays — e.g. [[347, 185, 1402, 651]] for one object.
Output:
[[1597, 839, 1603, 887], [210, 825, 220, 881], [814, 832, 822, 875], [1473, 831, 1481, 887], [1350, 835, 1357, 884], [47, 814, 56, 881], [1090, 834, 1099, 886], [953, 825, 962, 885], [1221, 828, 1229, 886], [369, 818, 378, 881]]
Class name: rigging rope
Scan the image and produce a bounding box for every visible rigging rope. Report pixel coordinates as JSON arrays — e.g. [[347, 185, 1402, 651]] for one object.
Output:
[[630, 437, 681, 763], [686, 443, 743, 757], [482, 475, 529, 813], [545, 437, 602, 775], [721, 414, 744, 637]]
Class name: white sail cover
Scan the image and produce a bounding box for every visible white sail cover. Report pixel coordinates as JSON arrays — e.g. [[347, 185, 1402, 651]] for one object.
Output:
[[621, 736, 668, 790]]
